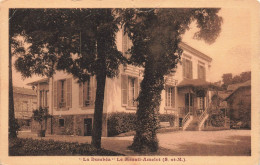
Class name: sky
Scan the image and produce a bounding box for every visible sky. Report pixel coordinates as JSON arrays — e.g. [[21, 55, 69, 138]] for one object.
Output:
[[12, 8, 251, 88]]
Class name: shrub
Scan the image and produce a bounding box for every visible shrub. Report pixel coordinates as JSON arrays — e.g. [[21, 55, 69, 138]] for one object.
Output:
[[107, 112, 175, 136], [9, 138, 122, 156], [209, 111, 225, 127], [107, 112, 136, 137]]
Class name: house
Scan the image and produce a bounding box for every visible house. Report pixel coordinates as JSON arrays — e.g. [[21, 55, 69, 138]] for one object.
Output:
[[13, 86, 37, 129], [28, 30, 216, 136], [225, 80, 251, 128]]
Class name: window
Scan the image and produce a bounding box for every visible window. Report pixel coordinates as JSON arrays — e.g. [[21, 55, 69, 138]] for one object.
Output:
[[165, 86, 175, 108], [40, 90, 49, 107], [79, 77, 96, 108], [185, 93, 193, 106], [198, 97, 205, 110], [121, 75, 139, 107], [53, 78, 72, 110], [122, 32, 132, 59], [59, 119, 65, 127], [198, 63, 206, 80], [182, 58, 193, 79]]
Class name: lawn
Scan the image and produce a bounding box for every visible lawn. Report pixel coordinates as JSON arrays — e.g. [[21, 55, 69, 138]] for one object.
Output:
[[9, 138, 123, 156]]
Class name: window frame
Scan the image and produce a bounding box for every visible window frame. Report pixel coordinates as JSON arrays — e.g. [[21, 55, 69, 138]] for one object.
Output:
[[165, 86, 175, 109], [182, 57, 193, 79]]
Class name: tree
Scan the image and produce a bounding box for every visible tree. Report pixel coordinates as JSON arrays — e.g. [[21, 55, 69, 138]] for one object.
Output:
[[9, 9, 29, 138], [120, 8, 222, 152], [32, 107, 51, 137], [12, 9, 124, 149], [222, 73, 233, 89]]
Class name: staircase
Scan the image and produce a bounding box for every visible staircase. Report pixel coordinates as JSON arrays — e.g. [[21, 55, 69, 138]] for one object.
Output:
[[183, 109, 209, 131], [185, 118, 199, 131]]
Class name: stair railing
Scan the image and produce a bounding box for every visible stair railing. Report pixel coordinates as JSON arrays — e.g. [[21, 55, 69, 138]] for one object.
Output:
[[182, 112, 191, 130], [198, 108, 209, 130]]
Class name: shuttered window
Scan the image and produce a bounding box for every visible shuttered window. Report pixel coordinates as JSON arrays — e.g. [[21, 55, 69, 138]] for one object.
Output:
[[198, 64, 206, 80], [79, 77, 96, 108], [182, 58, 193, 79], [121, 74, 139, 107], [54, 78, 72, 110]]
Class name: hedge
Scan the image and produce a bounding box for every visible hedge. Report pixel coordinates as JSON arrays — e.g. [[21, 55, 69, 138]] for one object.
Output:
[[107, 112, 175, 137], [9, 138, 122, 156]]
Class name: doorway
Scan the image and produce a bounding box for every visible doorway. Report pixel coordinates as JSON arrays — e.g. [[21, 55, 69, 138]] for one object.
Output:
[[84, 118, 92, 136]]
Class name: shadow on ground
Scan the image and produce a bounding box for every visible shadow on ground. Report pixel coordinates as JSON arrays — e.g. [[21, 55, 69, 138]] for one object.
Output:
[[166, 135, 251, 156]]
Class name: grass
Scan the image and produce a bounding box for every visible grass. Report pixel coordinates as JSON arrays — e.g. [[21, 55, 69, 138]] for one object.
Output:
[[9, 138, 123, 156]]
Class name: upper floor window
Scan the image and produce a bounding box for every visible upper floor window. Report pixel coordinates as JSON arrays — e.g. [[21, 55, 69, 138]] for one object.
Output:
[[122, 32, 132, 59], [165, 86, 175, 108], [79, 77, 96, 108], [121, 75, 139, 107], [40, 90, 49, 108], [198, 62, 206, 80], [53, 78, 72, 110], [182, 58, 193, 79]]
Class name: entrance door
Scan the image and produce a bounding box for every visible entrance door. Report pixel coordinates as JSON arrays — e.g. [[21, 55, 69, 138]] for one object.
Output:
[[179, 118, 183, 127], [84, 118, 92, 136], [185, 93, 194, 115]]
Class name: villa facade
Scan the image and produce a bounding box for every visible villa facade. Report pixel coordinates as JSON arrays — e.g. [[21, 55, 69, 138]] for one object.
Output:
[[29, 29, 215, 136]]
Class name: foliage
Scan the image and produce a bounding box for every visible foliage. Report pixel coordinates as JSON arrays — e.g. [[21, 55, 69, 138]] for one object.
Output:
[[11, 9, 125, 148], [120, 8, 222, 152], [209, 111, 225, 127], [221, 71, 251, 89], [107, 112, 136, 137], [32, 107, 51, 131], [9, 138, 122, 156], [107, 112, 175, 137]]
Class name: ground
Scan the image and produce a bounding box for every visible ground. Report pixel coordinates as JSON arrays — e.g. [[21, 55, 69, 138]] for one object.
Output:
[[18, 130, 250, 156]]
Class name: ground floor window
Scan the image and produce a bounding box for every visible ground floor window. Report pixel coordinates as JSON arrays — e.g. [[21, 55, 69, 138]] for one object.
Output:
[[198, 97, 205, 110], [165, 86, 175, 108], [121, 75, 139, 107]]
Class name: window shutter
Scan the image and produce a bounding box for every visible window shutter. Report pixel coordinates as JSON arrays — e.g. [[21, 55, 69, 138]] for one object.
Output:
[[171, 87, 175, 108], [190, 61, 193, 79], [122, 32, 127, 56], [121, 75, 128, 106], [90, 76, 96, 106], [198, 64, 200, 79], [79, 82, 83, 107], [182, 59, 186, 78], [134, 78, 139, 106], [53, 81, 58, 110], [66, 78, 72, 108], [203, 67, 206, 80]]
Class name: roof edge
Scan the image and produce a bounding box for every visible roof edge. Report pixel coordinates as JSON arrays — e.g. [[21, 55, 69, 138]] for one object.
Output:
[[179, 42, 212, 62]]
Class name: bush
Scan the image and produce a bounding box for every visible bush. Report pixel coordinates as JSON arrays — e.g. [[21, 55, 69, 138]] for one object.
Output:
[[209, 112, 225, 127], [9, 138, 122, 156], [107, 112, 136, 137], [107, 112, 175, 137]]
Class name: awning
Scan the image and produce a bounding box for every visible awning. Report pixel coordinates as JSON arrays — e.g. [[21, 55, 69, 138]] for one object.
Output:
[[178, 79, 221, 90]]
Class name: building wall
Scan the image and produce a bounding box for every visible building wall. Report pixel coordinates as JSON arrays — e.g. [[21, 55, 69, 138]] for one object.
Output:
[[14, 93, 37, 120]]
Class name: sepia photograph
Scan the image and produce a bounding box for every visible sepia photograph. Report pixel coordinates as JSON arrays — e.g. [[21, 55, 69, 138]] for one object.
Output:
[[0, 0, 259, 164]]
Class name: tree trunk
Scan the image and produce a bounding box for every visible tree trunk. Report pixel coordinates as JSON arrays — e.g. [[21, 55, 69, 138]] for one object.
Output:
[[91, 31, 107, 149], [130, 60, 164, 152], [9, 37, 17, 139]]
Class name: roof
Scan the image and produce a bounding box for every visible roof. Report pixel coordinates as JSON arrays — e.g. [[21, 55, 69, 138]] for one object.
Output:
[[13, 86, 36, 96], [225, 80, 251, 101], [27, 78, 49, 86], [227, 80, 251, 91], [179, 42, 212, 62]]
